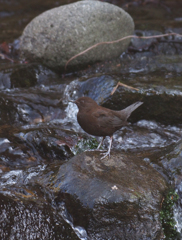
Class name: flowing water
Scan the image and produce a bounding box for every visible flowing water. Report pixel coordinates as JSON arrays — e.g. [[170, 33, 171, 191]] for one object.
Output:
[[1, 0, 182, 239]]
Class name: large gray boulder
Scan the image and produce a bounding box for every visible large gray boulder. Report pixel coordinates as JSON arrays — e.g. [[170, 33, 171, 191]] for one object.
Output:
[[20, 1, 134, 70]]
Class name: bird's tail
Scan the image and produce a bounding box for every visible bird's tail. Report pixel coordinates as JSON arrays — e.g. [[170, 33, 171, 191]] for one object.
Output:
[[120, 101, 143, 120]]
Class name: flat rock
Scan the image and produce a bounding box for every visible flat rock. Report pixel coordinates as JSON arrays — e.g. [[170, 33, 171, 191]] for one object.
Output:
[[20, 1, 134, 70], [52, 151, 167, 240]]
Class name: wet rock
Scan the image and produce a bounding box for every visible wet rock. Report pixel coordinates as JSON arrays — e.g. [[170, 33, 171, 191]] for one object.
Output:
[[62, 70, 182, 126], [52, 151, 167, 240], [101, 73, 182, 125], [0, 64, 60, 90], [20, 1, 134, 70], [112, 120, 182, 152], [131, 30, 161, 51], [78, 75, 116, 103], [0, 194, 79, 240], [130, 30, 182, 56], [160, 140, 182, 185], [156, 140, 182, 236], [62, 75, 117, 104], [16, 127, 75, 161], [0, 72, 11, 89]]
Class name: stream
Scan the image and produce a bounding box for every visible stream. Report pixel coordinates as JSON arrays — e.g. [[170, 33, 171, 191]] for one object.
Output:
[[1, 0, 182, 239]]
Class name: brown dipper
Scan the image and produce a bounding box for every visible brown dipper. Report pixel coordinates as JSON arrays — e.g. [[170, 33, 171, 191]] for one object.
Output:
[[73, 97, 143, 159]]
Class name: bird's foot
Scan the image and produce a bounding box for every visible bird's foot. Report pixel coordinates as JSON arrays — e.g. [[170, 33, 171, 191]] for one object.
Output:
[[100, 150, 110, 160], [96, 137, 105, 150]]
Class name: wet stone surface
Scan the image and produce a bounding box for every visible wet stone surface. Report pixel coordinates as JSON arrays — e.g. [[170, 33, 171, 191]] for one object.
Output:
[[1, 0, 182, 239], [51, 151, 167, 240], [0, 194, 80, 240]]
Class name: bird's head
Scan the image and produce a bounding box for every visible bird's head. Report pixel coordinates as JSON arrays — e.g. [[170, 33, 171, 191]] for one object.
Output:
[[71, 97, 98, 111]]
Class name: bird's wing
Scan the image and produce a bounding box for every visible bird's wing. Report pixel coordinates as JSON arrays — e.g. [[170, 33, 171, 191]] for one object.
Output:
[[92, 109, 124, 128]]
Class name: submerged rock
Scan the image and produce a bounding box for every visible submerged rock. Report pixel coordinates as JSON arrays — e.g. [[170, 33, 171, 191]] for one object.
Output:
[[20, 1, 134, 70], [52, 151, 167, 240]]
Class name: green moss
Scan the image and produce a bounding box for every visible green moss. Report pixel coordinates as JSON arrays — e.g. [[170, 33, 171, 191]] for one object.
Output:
[[72, 137, 99, 155], [83, 138, 99, 150], [160, 189, 180, 240]]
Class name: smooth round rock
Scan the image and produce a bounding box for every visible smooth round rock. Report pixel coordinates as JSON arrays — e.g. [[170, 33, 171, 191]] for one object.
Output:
[[20, 1, 134, 70]]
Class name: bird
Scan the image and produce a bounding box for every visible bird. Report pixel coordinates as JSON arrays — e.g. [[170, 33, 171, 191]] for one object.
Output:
[[72, 96, 143, 159]]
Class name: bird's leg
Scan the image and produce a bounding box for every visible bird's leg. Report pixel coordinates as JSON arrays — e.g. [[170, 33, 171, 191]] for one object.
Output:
[[100, 136, 113, 159], [96, 136, 105, 150]]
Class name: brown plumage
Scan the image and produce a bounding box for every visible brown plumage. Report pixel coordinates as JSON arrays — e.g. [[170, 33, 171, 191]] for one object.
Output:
[[73, 97, 143, 159]]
